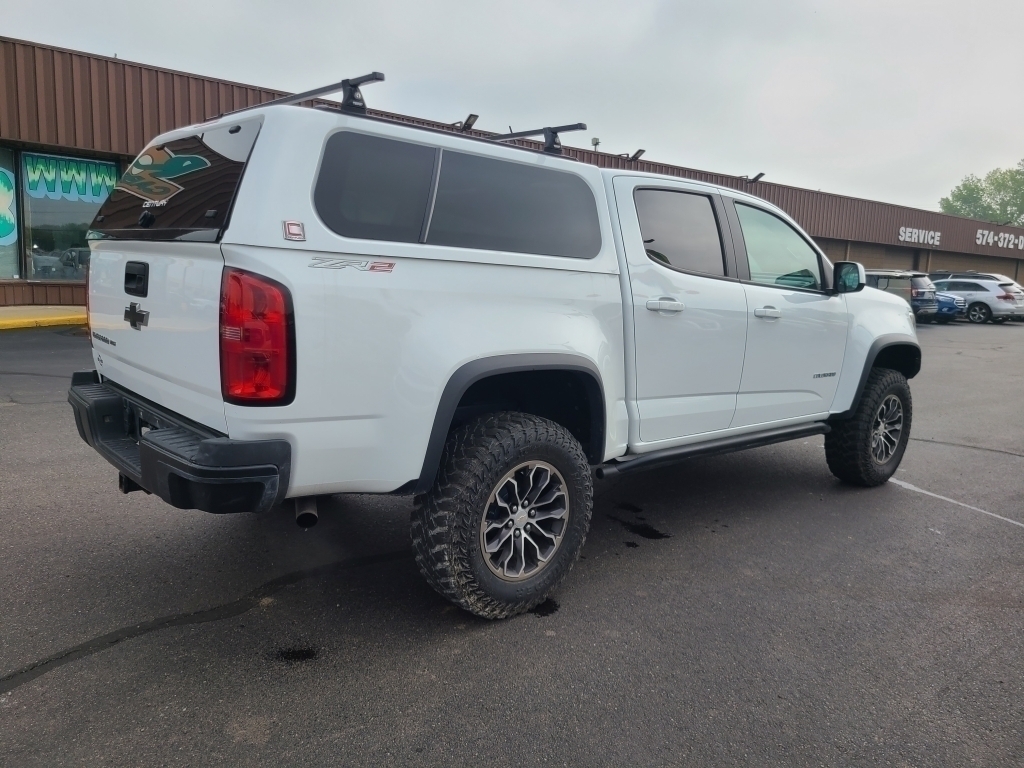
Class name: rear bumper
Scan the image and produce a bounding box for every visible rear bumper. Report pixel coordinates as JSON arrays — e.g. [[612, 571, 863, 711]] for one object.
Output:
[[68, 371, 290, 514], [994, 304, 1024, 316]]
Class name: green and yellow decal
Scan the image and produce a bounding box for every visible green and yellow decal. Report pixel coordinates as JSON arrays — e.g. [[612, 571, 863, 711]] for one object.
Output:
[[117, 147, 211, 203]]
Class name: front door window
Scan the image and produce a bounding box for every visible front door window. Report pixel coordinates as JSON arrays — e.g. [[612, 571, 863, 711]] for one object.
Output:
[[735, 203, 823, 290]]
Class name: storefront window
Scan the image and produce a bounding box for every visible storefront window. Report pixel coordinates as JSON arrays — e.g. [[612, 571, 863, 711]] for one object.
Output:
[[0, 148, 18, 279], [21, 152, 118, 282]]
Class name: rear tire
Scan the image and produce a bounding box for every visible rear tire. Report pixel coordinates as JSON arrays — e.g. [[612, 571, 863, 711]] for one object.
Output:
[[967, 303, 991, 324], [936, 315, 952, 324], [825, 368, 912, 487], [411, 412, 593, 619]]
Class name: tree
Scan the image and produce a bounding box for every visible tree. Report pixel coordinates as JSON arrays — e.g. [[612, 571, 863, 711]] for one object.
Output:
[[940, 160, 1024, 226]]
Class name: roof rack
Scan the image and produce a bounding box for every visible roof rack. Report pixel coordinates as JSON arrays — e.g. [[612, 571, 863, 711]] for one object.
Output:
[[211, 72, 385, 119], [493, 123, 587, 155]]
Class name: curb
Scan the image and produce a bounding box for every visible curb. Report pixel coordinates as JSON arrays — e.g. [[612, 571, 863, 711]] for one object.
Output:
[[0, 314, 87, 331]]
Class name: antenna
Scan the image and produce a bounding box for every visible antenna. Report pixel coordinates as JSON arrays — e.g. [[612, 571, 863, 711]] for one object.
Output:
[[493, 123, 587, 155], [210, 72, 385, 120]]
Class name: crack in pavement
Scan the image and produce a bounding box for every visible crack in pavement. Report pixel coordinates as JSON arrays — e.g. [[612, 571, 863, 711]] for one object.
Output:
[[0, 371, 76, 380], [0, 549, 411, 696], [909, 437, 1024, 459]]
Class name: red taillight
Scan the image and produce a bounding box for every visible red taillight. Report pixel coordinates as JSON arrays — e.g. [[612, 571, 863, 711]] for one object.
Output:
[[996, 293, 1015, 302], [219, 268, 294, 405]]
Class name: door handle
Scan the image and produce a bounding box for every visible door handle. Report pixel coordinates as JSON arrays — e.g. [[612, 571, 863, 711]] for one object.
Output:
[[646, 299, 685, 313], [753, 306, 782, 318]]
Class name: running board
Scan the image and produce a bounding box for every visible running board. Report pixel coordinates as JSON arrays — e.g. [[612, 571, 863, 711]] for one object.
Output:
[[595, 422, 830, 479]]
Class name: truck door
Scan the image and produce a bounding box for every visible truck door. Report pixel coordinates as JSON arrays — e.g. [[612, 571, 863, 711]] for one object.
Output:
[[724, 199, 849, 428], [613, 177, 748, 444]]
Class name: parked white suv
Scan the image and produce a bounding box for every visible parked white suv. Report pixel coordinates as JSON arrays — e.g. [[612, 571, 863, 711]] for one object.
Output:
[[930, 277, 1024, 323], [70, 79, 921, 618]]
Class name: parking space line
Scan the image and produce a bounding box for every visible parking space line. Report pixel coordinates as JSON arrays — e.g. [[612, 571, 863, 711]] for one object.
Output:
[[889, 478, 1024, 530]]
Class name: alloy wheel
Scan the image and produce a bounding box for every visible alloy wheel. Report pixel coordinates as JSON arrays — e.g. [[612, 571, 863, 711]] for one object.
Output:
[[967, 304, 989, 323], [870, 394, 903, 465], [479, 461, 569, 581]]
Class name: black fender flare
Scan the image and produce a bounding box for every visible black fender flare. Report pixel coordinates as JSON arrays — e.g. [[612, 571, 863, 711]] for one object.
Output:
[[412, 353, 606, 494], [829, 335, 921, 421]]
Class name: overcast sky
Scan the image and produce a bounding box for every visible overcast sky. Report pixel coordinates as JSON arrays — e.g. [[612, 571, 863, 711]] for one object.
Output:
[[5, 0, 1023, 211]]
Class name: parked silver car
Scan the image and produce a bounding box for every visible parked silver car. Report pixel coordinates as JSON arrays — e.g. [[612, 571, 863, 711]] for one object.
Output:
[[931, 277, 1024, 323]]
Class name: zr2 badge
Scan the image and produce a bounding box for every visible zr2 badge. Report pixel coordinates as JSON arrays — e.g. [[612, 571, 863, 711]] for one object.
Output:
[[308, 257, 395, 272]]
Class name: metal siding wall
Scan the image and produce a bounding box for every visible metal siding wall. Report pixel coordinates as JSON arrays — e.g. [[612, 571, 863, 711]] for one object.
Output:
[[3, 34, 1024, 267]]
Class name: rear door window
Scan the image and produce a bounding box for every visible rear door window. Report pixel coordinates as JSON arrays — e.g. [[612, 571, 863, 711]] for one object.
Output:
[[633, 189, 725, 276], [314, 132, 437, 243], [426, 150, 601, 258], [90, 118, 262, 241]]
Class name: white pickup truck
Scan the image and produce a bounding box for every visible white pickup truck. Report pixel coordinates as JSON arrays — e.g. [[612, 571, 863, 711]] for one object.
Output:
[[70, 78, 920, 618]]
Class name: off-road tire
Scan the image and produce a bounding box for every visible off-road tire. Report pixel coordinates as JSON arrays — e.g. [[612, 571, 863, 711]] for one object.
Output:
[[967, 302, 991, 324], [411, 412, 593, 619], [825, 368, 912, 487]]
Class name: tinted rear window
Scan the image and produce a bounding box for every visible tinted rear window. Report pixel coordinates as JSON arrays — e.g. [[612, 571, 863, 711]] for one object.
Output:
[[314, 132, 437, 243], [633, 189, 725, 276], [911, 277, 935, 289], [426, 151, 601, 258], [90, 118, 261, 241], [313, 132, 601, 258]]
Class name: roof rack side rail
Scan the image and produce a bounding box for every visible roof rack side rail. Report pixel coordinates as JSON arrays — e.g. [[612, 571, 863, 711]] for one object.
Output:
[[493, 122, 587, 155], [209, 72, 385, 120]]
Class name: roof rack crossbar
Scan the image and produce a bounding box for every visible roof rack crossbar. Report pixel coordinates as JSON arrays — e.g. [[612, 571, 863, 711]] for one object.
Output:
[[493, 122, 587, 154], [211, 72, 385, 120]]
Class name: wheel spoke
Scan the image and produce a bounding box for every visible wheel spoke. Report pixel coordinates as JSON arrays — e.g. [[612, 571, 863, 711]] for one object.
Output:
[[484, 526, 513, 554], [524, 465, 551, 507]]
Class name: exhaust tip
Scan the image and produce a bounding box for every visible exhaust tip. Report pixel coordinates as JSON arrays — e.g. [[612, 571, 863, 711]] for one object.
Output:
[[295, 497, 318, 528]]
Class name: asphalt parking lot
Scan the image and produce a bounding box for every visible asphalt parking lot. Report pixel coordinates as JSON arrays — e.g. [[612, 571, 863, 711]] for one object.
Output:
[[1, 321, 1022, 766]]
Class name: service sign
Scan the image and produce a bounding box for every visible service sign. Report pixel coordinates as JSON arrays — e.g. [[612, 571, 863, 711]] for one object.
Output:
[[898, 226, 941, 246]]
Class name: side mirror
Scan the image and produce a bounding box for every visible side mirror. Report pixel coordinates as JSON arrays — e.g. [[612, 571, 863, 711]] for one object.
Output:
[[833, 261, 865, 294]]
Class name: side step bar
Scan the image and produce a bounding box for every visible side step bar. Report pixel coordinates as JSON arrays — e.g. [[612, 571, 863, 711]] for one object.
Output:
[[595, 422, 830, 479]]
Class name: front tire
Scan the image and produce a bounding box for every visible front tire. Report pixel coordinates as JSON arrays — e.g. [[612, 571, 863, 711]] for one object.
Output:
[[411, 412, 593, 619], [825, 368, 912, 487], [967, 302, 991, 324]]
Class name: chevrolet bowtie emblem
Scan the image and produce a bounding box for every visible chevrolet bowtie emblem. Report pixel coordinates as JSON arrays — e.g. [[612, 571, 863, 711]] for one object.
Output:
[[124, 302, 150, 330]]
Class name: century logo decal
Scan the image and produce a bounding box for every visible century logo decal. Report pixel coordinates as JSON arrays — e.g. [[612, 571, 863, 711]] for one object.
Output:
[[116, 146, 211, 203]]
